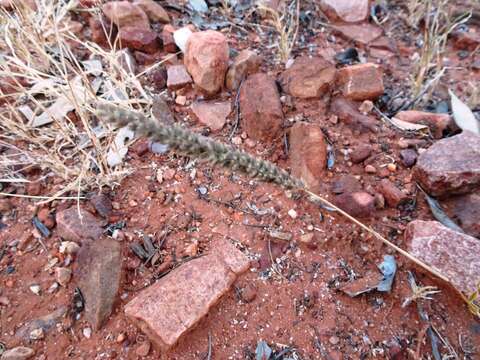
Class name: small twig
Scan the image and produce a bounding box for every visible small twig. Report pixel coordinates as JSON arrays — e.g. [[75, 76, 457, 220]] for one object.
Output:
[[207, 332, 212, 360], [229, 79, 244, 140], [0, 192, 86, 200]]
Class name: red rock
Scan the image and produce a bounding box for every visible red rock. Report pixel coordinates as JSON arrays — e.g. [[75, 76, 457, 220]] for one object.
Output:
[[241, 283, 257, 303], [149, 68, 167, 90], [414, 131, 480, 197], [399, 149, 417, 168], [0, 199, 13, 213], [161, 24, 177, 53], [56, 207, 104, 243], [89, 193, 112, 218], [37, 208, 55, 229], [331, 175, 362, 194], [184, 30, 229, 95], [350, 143, 372, 163], [191, 101, 231, 131], [330, 97, 378, 132], [75, 238, 122, 330], [225, 49, 262, 91], [278, 56, 336, 99], [118, 26, 160, 54], [332, 24, 383, 46], [320, 0, 368, 23], [102, 1, 150, 29], [134, 51, 163, 66], [378, 179, 409, 208], [337, 63, 384, 101], [406, 220, 480, 294], [239, 73, 283, 141], [289, 122, 327, 192], [124, 240, 249, 350], [133, 0, 169, 23], [166, 64, 192, 90], [334, 191, 375, 218], [445, 193, 480, 238], [89, 17, 113, 47], [26, 181, 42, 196], [452, 29, 480, 51], [394, 111, 452, 139]]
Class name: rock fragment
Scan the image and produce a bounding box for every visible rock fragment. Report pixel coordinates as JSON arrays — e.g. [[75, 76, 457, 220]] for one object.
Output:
[[394, 111, 452, 139], [191, 101, 231, 131], [289, 122, 327, 191], [56, 207, 104, 243], [225, 49, 262, 91], [330, 97, 378, 132], [239, 73, 283, 141], [133, 0, 170, 23], [319, 0, 369, 23], [1, 347, 35, 360], [444, 193, 480, 238], [334, 191, 375, 218], [124, 241, 249, 350], [102, 1, 150, 29], [414, 131, 480, 197], [378, 179, 409, 208], [332, 24, 383, 45], [167, 64, 192, 90], [118, 27, 160, 54], [406, 220, 480, 294], [337, 63, 384, 101]]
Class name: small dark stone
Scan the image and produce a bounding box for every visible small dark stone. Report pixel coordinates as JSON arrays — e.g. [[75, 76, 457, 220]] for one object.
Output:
[[90, 193, 113, 218], [399, 149, 417, 167]]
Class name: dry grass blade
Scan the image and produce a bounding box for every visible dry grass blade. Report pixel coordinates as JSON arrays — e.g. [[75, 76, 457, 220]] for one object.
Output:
[[95, 104, 475, 311]]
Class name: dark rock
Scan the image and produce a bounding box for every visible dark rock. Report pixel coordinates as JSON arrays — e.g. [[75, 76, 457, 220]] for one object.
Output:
[[152, 95, 175, 125], [239, 73, 284, 141], [16, 307, 67, 340], [289, 122, 327, 192], [118, 27, 161, 54], [406, 220, 480, 294], [56, 207, 105, 243], [399, 149, 417, 167], [90, 194, 113, 218], [75, 238, 122, 330], [445, 192, 480, 238], [414, 131, 480, 197]]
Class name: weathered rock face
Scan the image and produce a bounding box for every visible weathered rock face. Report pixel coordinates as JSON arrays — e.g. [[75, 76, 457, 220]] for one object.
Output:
[[414, 131, 480, 197], [337, 63, 384, 101], [124, 241, 249, 350], [319, 0, 369, 23], [394, 111, 452, 139], [332, 24, 383, 46], [191, 101, 231, 131], [289, 122, 327, 191], [118, 27, 160, 54], [279, 56, 336, 99], [239, 73, 284, 141], [102, 1, 150, 29], [334, 191, 375, 218], [330, 97, 378, 132], [406, 220, 480, 294], [445, 192, 480, 238], [75, 238, 122, 330], [166, 64, 192, 90], [378, 179, 409, 208], [184, 30, 229, 95], [56, 207, 104, 243], [225, 49, 262, 91], [0, 347, 35, 360], [133, 0, 170, 23]]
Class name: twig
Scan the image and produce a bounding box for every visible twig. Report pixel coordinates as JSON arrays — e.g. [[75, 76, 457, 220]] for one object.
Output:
[[0, 192, 86, 200]]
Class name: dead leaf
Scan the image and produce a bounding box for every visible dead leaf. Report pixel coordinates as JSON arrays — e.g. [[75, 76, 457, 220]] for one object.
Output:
[[449, 89, 480, 135], [106, 126, 134, 167], [389, 117, 429, 131]]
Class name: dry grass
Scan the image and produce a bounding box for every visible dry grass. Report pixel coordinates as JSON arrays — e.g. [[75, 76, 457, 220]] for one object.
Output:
[[257, 0, 300, 63], [0, 0, 163, 202], [408, 0, 470, 100]]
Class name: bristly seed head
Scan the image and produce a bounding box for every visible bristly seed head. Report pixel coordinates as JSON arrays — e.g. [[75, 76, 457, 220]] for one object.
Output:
[[96, 103, 304, 189]]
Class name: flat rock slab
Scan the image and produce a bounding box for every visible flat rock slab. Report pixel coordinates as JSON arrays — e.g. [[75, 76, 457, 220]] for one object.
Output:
[[75, 238, 122, 330], [191, 101, 231, 131], [320, 0, 369, 23], [406, 220, 480, 295], [125, 241, 250, 350], [56, 206, 105, 243], [414, 131, 480, 197], [332, 24, 383, 45]]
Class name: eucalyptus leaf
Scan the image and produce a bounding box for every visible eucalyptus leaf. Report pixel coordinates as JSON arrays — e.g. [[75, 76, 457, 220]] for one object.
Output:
[[256, 340, 272, 360], [420, 187, 464, 233], [449, 89, 480, 134]]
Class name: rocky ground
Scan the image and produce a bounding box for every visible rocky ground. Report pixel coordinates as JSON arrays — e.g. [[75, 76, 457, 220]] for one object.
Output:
[[1, 0, 480, 359]]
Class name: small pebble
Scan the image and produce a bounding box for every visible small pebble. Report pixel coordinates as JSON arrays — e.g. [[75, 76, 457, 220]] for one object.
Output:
[[55, 267, 72, 287], [30, 328, 44, 340], [231, 136, 242, 145], [175, 95, 187, 105], [365, 165, 377, 174], [287, 209, 297, 219], [156, 169, 164, 184], [136, 341, 151, 357], [387, 163, 396, 172], [116, 333, 126, 343], [59, 241, 80, 255], [329, 335, 340, 345], [83, 327, 92, 339], [30, 284, 41, 296]]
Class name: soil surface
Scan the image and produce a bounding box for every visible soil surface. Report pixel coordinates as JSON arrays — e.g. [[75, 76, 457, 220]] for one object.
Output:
[[1, 0, 480, 359]]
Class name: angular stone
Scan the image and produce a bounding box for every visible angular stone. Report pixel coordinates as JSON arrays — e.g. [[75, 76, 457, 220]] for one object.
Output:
[[89, 193, 113, 218], [184, 30, 229, 95], [166, 64, 192, 90], [239, 73, 283, 141], [394, 111, 452, 139], [133, 0, 170, 23], [161, 24, 177, 53], [56, 207, 104, 243], [378, 179, 409, 208], [191, 101, 231, 131], [445, 192, 480, 238], [337, 63, 384, 101], [332, 24, 383, 45], [399, 149, 417, 168], [75, 238, 122, 330], [152, 95, 175, 125], [330, 97, 378, 132], [289, 122, 327, 191], [16, 307, 67, 340], [118, 27, 160, 54], [331, 175, 362, 195], [452, 29, 480, 51], [89, 17, 116, 48], [414, 131, 480, 197], [226, 49, 262, 91], [0, 347, 35, 360], [102, 1, 150, 29], [124, 241, 249, 350], [334, 191, 375, 218], [406, 220, 480, 294], [350, 143, 372, 163], [320, 0, 369, 23], [278, 56, 336, 99]]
